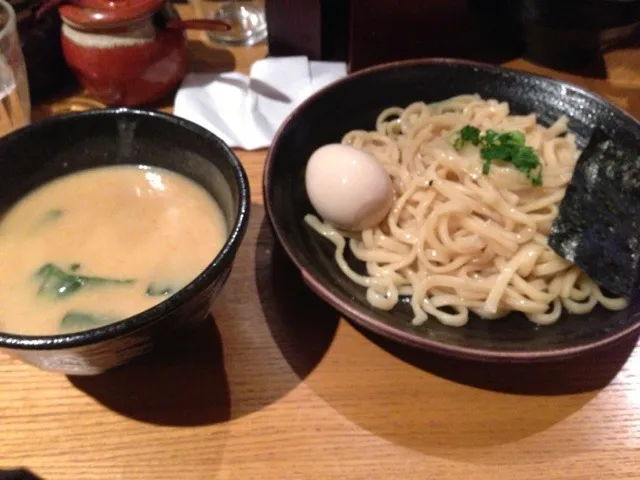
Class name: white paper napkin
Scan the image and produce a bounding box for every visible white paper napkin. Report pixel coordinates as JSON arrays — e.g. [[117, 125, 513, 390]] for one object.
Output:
[[173, 56, 347, 150]]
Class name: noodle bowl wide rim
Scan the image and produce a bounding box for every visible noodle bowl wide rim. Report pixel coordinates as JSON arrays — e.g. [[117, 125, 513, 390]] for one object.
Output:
[[263, 57, 640, 362]]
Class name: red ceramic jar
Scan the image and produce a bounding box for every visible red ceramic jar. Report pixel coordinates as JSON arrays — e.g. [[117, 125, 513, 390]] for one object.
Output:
[[57, 0, 187, 106], [33, 0, 229, 106]]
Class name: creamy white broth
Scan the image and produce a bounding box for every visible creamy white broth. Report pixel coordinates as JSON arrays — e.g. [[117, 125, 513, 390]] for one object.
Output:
[[0, 165, 227, 335]]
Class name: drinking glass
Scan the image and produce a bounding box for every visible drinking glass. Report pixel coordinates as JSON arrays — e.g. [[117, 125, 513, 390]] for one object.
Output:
[[0, 0, 29, 136], [206, 0, 267, 46]]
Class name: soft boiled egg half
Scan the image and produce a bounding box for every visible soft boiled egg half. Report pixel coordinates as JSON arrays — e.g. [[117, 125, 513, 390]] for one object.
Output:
[[305, 143, 394, 231]]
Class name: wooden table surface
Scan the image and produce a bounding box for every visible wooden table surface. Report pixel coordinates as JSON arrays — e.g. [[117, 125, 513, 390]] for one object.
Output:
[[2, 6, 640, 479]]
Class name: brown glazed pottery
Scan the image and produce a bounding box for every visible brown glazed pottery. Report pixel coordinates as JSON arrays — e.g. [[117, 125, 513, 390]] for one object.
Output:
[[36, 0, 230, 106]]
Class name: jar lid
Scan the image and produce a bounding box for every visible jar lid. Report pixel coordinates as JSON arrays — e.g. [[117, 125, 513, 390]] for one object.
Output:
[[55, 0, 165, 29]]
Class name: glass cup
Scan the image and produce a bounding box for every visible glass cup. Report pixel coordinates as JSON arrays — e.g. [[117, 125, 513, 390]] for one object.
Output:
[[0, 0, 30, 136], [206, 0, 267, 46]]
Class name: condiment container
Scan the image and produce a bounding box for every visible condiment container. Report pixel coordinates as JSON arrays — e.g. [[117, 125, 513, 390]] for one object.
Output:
[[36, 0, 230, 106]]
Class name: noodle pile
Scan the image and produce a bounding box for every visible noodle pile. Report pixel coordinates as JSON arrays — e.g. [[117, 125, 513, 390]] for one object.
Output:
[[305, 95, 628, 327]]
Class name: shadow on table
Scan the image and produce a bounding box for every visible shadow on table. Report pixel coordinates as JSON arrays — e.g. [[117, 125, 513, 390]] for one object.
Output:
[[0, 469, 43, 480], [297, 303, 637, 462], [187, 39, 238, 74], [69, 318, 231, 427], [358, 325, 639, 396], [70, 206, 339, 425], [192, 205, 339, 420], [255, 216, 341, 382], [307, 317, 638, 462]]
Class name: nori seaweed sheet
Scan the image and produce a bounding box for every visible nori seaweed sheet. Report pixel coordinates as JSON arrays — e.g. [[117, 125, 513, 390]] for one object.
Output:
[[548, 128, 640, 298]]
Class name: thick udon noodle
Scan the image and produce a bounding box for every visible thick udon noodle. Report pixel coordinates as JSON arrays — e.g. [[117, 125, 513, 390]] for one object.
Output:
[[305, 94, 628, 327]]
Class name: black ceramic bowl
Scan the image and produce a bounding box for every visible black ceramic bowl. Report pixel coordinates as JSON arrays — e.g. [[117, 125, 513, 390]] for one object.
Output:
[[0, 108, 250, 375], [264, 58, 640, 362]]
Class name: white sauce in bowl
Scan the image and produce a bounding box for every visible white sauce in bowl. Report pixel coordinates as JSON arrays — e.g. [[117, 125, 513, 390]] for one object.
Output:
[[0, 165, 227, 335]]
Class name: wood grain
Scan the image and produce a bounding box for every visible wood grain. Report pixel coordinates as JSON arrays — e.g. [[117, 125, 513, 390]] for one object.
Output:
[[2, 5, 640, 479]]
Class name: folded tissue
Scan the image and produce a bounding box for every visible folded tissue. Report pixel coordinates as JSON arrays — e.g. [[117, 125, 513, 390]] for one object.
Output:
[[173, 56, 348, 150]]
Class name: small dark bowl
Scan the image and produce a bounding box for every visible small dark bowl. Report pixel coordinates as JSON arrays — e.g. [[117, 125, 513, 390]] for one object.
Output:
[[0, 108, 250, 375], [264, 58, 640, 363]]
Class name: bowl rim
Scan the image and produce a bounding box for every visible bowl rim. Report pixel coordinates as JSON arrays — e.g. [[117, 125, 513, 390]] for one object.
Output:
[[263, 57, 640, 363], [0, 107, 251, 350]]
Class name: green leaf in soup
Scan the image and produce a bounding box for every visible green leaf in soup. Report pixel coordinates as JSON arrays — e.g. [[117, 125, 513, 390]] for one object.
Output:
[[31, 209, 64, 232], [146, 282, 177, 296], [43, 209, 63, 222], [60, 311, 112, 332], [35, 263, 135, 299], [36, 264, 84, 298]]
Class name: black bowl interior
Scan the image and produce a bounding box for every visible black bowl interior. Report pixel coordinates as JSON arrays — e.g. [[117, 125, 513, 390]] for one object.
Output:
[[0, 109, 241, 233], [266, 59, 640, 360], [0, 108, 249, 347]]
